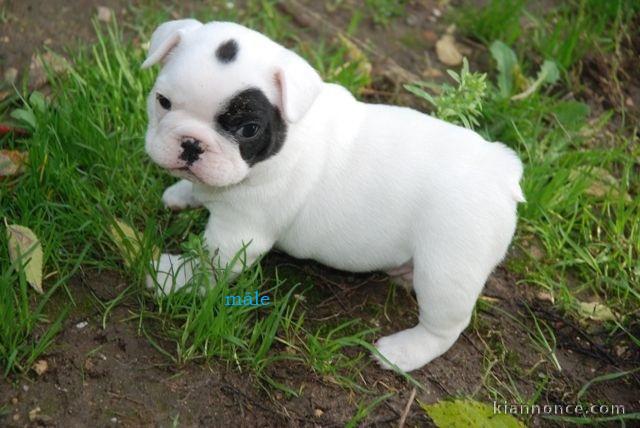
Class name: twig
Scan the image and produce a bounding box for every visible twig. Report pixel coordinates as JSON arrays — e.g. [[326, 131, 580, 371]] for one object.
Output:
[[461, 331, 483, 355], [398, 388, 417, 428], [425, 372, 451, 396]]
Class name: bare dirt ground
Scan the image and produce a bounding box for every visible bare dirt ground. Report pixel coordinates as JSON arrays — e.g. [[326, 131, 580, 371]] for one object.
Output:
[[1, 1, 639, 426]]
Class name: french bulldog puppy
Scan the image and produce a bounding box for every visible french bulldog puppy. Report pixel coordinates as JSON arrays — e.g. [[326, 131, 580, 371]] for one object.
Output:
[[143, 19, 524, 372]]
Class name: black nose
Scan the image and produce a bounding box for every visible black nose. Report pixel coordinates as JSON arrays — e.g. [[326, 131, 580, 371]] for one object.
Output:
[[179, 137, 204, 166]]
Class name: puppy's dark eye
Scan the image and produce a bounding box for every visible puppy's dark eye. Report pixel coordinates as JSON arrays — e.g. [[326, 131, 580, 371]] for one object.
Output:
[[235, 123, 261, 139], [156, 93, 172, 110]]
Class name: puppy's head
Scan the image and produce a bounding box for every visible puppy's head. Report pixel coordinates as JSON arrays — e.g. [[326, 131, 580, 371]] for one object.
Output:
[[142, 20, 323, 187]]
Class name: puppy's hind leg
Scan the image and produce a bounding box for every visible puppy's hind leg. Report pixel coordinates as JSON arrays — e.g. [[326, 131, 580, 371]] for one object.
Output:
[[375, 249, 488, 372], [162, 179, 203, 211], [385, 260, 414, 292]]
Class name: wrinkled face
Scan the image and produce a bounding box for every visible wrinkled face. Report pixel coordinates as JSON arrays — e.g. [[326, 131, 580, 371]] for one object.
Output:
[[144, 22, 312, 187]]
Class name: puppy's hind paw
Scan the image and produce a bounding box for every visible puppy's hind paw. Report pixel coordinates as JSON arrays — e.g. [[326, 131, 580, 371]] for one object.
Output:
[[374, 325, 443, 372]]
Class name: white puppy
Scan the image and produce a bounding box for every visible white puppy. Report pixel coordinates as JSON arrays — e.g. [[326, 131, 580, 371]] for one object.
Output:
[[143, 19, 524, 372]]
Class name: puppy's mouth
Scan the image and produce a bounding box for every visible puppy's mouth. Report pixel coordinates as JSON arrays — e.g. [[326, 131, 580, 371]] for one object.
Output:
[[168, 166, 204, 184]]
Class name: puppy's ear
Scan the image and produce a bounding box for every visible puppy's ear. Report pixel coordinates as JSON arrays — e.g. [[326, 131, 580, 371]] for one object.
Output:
[[142, 19, 202, 69], [274, 50, 323, 123]]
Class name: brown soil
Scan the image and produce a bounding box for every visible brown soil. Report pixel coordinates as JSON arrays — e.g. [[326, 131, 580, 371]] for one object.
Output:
[[2, 255, 638, 427], [1, 1, 639, 427]]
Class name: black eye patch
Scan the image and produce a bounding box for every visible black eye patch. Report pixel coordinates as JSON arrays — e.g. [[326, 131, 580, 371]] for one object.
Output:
[[216, 88, 287, 166], [215, 39, 239, 63]]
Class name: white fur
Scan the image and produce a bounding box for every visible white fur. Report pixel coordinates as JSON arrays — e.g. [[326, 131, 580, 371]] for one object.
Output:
[[143, 20, 524, 372]]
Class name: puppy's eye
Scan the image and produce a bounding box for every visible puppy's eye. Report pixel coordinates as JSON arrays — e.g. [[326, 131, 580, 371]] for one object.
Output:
[[156, 93, 172, 110], [235, 123, 261, 140]]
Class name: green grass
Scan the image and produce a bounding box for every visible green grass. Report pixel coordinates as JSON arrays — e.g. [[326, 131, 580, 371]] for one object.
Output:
[[422, 0, 640, 331], [0, 0, 376, 397], [454, 0, 640, 81], [426, 0, 640, 416]]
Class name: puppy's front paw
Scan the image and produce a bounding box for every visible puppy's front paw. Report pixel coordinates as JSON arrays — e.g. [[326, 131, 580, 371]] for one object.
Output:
[[374, 325, 445, 372], [162, 180, 197, 211], [146, 253, 196, 295]]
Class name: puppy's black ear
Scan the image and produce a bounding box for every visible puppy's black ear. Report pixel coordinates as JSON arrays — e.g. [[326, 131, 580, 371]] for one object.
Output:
[[142, 19, 202, 69], [274, 49, 323, 123]]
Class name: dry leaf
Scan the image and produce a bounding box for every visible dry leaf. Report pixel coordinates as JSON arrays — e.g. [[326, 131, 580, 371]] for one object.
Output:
[[96, 6, 112, 22], [577, 301, 617, 322], [435, 34, 462, 66], [571, 166, 631, 201], [28, 407, 41, 422], [0, 150, 28, 177], [109, 219, 159, 267], [32, 359, 48, 376], [7, 224, 43, 293], [422, 67, 444, 78], [4, 67, 18, 84], [29, 52, 70, 89], [522, 236, 545, 261], [423, 30, 439, 45], [536, 291, 555, 304]]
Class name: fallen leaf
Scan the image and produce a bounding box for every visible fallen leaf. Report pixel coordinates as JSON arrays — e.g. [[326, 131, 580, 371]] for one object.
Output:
[[421, 399, 525, 427], [32, 359, 48, 376], [7, 224, 43, 293], [536, 291, 555, 304], [29, 52, 70, 89], [0, 150, 28, 177], [422, 67, 444, 78], [522, 236, 545, 261], [4, 67, 18, 84], [28, 407, 41, 422], [423, 30, 438, 45], [435, 34, 462, 66], [577, 301, 617, 322], [571, 166, 631, 201], [96, 6, 112, 22], [109, 219, 159, 267]]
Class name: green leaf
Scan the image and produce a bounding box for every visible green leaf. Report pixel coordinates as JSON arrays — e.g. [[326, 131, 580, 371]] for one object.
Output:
[[576, 300, 618, 322], [551, 101, 590, 131], [537, 60, 559, 85], [404, 84, 437, 106], [29, 91, 47, 114], [421, 399, 525, 428], [10, 109, 36, 130], [490, 40, 518, 98], [7, 224, 44, 294], [511, 60, 560, 100]]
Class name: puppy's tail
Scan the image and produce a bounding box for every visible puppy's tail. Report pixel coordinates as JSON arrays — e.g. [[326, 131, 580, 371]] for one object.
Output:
[[497, 143, 526, 203]]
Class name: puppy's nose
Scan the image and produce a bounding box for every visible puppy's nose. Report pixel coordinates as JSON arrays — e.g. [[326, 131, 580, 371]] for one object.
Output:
[[179, 137, 204, 166]]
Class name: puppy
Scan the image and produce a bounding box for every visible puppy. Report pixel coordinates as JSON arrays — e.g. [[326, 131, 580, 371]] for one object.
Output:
[[143, 19, 524, 372]]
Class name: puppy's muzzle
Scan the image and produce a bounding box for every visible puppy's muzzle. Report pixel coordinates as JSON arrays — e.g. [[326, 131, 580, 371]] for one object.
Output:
[[179, 137, 204, 166]]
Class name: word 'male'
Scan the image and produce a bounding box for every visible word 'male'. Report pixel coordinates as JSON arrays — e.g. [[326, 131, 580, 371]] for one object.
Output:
[[224, 291, 271, 306]]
